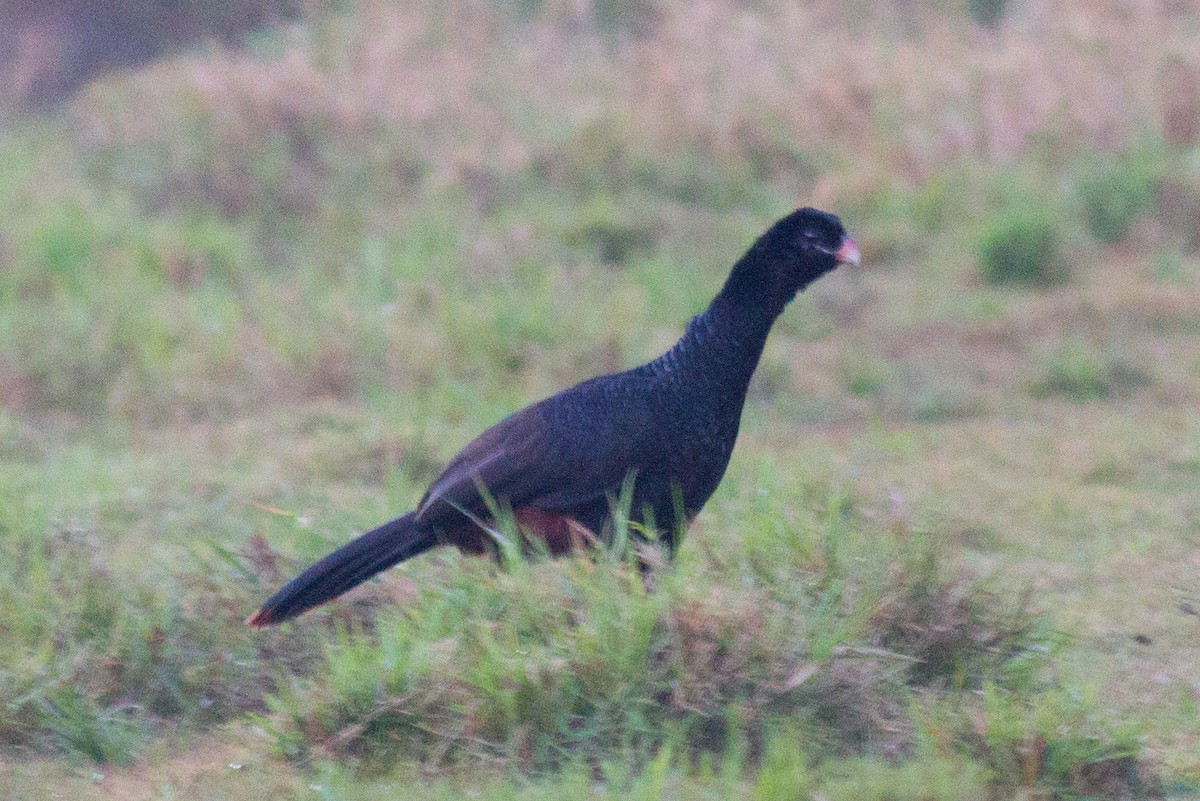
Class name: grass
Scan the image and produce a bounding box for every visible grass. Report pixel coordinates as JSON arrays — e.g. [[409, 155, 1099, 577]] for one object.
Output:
[[977, 201, 1070, 287], [2, 0, 1200, 798]]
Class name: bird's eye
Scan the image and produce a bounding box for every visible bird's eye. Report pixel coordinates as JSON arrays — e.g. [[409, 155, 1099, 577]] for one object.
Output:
[[800, 228, 834, 254]]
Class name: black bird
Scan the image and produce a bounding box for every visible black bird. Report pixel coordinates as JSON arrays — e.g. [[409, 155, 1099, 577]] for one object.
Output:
[[248, 207, 859, 626]]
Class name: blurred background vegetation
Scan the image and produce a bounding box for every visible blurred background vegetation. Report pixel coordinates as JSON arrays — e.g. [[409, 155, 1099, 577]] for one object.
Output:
[[0, 1, 1198, 798]]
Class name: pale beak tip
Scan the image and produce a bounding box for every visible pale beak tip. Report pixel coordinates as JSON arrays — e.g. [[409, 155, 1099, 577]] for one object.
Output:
[[836, 236, 861, 267]]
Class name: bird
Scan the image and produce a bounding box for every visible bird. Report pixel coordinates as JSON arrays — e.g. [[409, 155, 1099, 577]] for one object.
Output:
[[247, 207, 859, 626]]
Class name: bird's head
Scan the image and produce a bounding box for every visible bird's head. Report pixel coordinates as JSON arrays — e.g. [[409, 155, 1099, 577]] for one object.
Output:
[[772, 206, 860, 283], [725, 207, 859, 311]]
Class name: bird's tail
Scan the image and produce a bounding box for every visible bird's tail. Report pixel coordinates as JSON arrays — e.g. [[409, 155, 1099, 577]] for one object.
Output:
[[246, 511, 436, 627]]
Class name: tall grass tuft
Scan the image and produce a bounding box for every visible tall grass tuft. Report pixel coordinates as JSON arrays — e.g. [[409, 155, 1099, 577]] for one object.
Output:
[[1072, 141, 1162, 245], [249, 496, 1119, 795], [977, 200, 1070, 287]]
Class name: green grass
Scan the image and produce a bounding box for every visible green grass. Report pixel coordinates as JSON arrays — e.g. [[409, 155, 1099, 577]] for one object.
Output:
[[977, 197, 1070, 288], [3, 0, 1200, 798]]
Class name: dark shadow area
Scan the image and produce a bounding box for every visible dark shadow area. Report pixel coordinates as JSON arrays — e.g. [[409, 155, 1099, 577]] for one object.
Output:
[[0, 0, 309, 113]]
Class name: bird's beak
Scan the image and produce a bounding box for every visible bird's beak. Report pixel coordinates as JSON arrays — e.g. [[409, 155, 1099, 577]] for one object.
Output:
[[835, 236, 861, 267]]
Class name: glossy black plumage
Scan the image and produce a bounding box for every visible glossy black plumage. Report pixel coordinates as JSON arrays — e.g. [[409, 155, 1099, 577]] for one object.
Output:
[[248, 207, 858, 626]]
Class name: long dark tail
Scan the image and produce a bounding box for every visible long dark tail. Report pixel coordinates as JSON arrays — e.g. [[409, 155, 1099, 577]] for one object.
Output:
[[247, 511, 437, 627]]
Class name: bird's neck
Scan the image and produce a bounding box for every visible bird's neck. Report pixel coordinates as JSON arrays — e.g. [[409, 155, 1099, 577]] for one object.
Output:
[[645, 234, 820, 387], [647, 286, 782, 389]]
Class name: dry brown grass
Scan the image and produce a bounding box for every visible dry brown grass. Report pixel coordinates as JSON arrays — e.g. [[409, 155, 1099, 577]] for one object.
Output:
[[66, 0, 1200, 217], [0, 730, 306, 801]]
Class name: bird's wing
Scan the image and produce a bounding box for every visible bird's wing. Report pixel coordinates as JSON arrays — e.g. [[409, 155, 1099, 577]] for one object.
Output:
[[413, 377, 652, 528]]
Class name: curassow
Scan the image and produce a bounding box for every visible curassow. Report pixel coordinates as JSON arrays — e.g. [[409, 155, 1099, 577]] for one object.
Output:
[[248, 207, 859, 626]]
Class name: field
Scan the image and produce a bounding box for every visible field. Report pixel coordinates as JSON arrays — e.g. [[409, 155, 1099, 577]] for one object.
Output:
[[1, 1, 1199, 798]]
